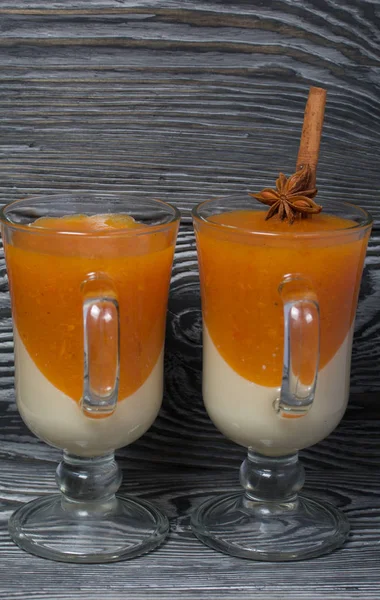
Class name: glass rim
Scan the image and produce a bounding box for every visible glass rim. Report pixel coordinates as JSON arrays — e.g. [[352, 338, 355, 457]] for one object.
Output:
[[0, 193, 181, 238], [192, 194, 373, 239]]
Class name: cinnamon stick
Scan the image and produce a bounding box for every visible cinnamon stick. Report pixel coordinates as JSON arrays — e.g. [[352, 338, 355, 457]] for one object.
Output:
[[296, 86, 327, 188]]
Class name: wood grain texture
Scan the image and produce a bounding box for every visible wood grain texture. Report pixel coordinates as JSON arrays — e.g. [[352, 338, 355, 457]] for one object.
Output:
[[0, 1, 379, 598], [0, 461, 380, 599]]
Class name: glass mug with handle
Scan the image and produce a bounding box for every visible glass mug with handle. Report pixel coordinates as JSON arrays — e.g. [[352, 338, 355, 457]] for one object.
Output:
[[1, 193, 180, 563], [191, 193, 371, 561]]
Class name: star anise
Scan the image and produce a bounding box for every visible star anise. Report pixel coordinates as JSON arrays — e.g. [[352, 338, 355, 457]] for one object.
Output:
[[250, 164, 322, 224]]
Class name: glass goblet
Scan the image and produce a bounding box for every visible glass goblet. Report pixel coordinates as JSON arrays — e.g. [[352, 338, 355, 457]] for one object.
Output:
[[191, 194, 371, 561], [1, 193, 180, 563]]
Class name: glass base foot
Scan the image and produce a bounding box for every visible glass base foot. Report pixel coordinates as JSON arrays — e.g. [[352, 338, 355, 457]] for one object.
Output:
[[191, 492, 349, 561], [9, 494, 169, 563]]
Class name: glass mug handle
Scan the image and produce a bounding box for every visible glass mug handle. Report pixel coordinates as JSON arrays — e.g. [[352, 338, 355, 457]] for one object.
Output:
[[80, 273, 120, 418], [275, 276, 320, 418]]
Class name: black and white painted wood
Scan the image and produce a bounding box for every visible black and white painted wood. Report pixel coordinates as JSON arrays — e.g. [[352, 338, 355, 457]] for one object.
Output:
[[0, 1, 379, 598]]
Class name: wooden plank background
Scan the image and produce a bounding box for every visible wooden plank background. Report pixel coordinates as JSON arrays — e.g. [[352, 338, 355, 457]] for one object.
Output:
[[0, 1, 379, 598]]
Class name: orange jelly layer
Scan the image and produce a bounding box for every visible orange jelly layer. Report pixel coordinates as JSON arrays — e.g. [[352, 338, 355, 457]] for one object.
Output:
[[196, 210, 370, 387], [5, 214, 176, 402]]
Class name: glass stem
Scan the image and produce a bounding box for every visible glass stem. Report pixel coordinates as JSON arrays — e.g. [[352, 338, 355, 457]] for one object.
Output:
[[56, 452, 122, 514], [240, 449, 305, 506]]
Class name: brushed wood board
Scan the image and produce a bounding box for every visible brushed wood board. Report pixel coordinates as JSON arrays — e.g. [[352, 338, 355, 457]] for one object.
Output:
[[0, 1, 379, 598]]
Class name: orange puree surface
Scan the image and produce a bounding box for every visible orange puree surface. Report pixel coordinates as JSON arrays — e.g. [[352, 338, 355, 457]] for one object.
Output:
[[5, 213, 176, 402], [31, 213, 143, 232], [196, 210, 370, 387]]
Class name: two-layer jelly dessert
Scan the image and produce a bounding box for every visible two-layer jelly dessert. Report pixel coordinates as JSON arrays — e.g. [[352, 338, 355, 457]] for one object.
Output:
[[5, 213, 177, 456], [195, 208, 370, 456]]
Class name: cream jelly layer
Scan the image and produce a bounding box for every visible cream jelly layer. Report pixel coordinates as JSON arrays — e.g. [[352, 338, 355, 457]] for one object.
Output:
[[203, 326, 353, 456], [14, 327, 163, 457]]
